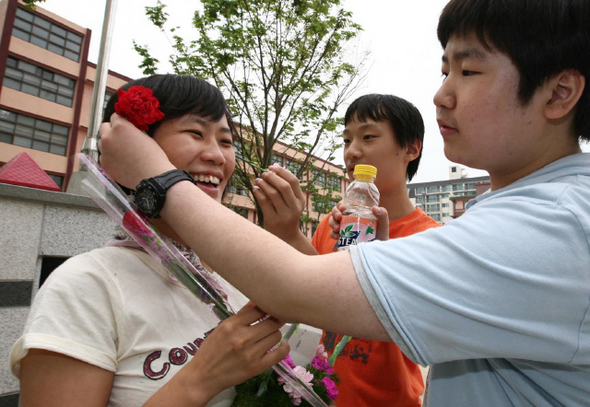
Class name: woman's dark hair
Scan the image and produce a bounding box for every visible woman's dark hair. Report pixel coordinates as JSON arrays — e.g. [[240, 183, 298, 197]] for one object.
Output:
[[344, 94, 425, 182], [103, 74, 235, 137], [437, 0, 590, 141]]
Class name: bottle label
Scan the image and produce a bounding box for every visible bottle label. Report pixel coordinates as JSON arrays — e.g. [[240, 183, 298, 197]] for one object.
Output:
[[336, 216, 377, 250]]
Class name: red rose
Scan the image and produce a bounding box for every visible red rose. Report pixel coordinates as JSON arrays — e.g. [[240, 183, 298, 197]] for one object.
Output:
[[114, 86, 165, 131], [122, 209, 154, 241]]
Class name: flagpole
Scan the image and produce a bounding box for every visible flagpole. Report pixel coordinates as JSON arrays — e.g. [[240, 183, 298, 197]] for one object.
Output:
[[80, 0, 118, 161]]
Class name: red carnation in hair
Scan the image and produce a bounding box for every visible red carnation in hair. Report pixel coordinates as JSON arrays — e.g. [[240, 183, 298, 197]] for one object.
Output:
[[114, 86, 165, 131]]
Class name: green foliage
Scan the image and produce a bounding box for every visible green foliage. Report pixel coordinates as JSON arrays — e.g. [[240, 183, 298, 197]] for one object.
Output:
[[23, 0, 45, 10], [138, 0, 366, 226], [133, 42, 160, 76]]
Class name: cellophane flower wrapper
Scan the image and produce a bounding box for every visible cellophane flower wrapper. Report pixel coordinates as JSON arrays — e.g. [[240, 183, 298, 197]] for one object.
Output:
[[77, 153, 327, 407]]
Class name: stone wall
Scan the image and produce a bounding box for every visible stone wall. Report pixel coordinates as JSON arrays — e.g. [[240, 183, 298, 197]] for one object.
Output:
[[0, 183, 115, 404]]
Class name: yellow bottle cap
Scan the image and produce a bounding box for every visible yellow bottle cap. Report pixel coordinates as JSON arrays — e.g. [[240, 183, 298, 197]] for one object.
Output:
[[353, 164, 377, 178]]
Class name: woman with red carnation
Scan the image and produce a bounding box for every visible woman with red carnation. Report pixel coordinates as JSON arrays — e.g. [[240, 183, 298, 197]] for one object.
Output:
[[10, 74, 289, 407]]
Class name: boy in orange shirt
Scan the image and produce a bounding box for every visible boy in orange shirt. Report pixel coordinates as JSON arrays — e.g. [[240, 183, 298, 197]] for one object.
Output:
[[254, 94, 440, 406]]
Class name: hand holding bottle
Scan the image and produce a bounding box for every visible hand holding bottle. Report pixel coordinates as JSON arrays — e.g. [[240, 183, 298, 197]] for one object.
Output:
[[335, 165, 382, 250], [329, 202, 390, 242]]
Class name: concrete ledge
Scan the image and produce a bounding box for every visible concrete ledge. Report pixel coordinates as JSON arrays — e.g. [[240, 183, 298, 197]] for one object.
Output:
[[0, 183, 99, 210]]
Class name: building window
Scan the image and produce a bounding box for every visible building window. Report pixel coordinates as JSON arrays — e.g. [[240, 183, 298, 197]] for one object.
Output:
[[40, 256, 68, 287], [452, 183, 464, 191], [313, 170, 328, 188], [285, 158, 302, 175], [12, 7, 83, 62], [466, 183, 476, 190], [230, 206, 249, 219], [312, 198, 337, 214], [103, 91, 113, 114], [428, 186, 440, 193], [271, 153, 283, 166], [4, 56, 75, 107], [427, 195, 439, 202], [431, 213, 441, 222], [233, 139, 246, 161], [0, 109, 69, 155], [227, 174, 249, 196], [416, 187, 425, 194], [326, 173, 341, 192], [426, 203, 440, 212], [47, 173, 63, 188]]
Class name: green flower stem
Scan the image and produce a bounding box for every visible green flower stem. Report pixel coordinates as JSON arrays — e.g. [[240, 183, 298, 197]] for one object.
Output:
[[329, 335, 351, 366]]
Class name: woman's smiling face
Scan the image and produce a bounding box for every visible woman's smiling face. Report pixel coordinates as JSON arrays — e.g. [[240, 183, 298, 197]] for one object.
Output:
[[153, 113, 235, 203]]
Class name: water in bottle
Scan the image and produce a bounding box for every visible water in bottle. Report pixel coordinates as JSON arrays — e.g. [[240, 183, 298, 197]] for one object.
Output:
[[336, 164, 380, 250]]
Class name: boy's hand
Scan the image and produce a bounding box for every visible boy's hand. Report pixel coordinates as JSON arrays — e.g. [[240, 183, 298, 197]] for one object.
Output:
[[254, 165, 306, 242], [98, 114, 175, 189], [328, 203, 390, 241]]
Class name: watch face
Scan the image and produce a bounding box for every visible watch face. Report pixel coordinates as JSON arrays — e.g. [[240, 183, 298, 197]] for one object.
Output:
[[136, 184, 157, 216]]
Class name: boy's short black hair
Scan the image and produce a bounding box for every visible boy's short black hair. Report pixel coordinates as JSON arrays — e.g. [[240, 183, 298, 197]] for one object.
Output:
[[344, 94, 424, 181], [438, 0, 590, 141], [103, 74, 235, 137]]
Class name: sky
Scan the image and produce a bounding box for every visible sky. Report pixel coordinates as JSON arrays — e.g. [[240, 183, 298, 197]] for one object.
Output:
[[38, 0, 587, 183]]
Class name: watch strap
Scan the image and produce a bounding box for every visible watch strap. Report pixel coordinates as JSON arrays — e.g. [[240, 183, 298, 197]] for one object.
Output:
[[152, 169, 195, 190]]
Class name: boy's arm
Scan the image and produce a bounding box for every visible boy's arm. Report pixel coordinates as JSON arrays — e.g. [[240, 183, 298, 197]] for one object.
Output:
[[253, 165, 319, 255], [99, 115, 390, 341]]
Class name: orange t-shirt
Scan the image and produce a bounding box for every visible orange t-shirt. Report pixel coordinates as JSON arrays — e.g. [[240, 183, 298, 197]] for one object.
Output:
[[311, 208, 440, 407]]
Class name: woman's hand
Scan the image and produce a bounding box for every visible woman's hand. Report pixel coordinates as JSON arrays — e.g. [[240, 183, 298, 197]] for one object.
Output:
[[98, 113, 175, 189], [145, 305, 290, 406]]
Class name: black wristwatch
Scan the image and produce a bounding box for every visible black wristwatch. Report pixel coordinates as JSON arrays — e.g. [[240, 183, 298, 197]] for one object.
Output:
[[134, 169, 195, 218]]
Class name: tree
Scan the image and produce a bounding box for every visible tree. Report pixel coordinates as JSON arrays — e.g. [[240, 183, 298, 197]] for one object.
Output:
[[23, 0, 45, 10], [136, 0, 366, 226]]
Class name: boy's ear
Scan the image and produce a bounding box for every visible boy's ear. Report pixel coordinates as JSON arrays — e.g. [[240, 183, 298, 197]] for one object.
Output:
[[405, 139, 422, 162], [545, 70, 585, 120]]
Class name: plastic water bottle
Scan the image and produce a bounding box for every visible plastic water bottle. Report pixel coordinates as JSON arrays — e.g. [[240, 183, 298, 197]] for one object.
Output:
[[336, 164, 380, 251]]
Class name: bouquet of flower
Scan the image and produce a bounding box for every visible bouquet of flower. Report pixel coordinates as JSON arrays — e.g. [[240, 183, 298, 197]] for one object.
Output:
[[233, 344, 339, 407]]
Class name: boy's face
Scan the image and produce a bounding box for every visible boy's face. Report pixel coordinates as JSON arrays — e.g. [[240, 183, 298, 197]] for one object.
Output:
[[434, 34, 549, 189], [342, 117, 411, 195]]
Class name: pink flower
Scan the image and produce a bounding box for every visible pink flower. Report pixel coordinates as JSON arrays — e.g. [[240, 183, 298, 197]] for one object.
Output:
[[321, 377, 338, 401], [315, 344, 328, 359], [279, 365, 314, 405], [312, 357, 334, 374], [283, 354, 296, 369]]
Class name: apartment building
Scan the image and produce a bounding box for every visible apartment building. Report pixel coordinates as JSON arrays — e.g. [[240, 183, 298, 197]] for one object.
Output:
[[408, 165, 491, 224]]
